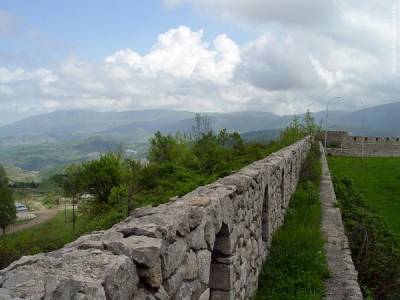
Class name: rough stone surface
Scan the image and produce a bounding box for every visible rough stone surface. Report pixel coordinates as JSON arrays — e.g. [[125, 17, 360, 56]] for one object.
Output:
[[320, 144, 363, 300], [0, 249, 139, 299], [106, 235, 163, 267], [0, 138, 311, 300]]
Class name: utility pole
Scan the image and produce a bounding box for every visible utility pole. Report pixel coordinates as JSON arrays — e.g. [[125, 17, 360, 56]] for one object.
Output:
[[324, 97, 343, 149], [361, 100, 366, 159]]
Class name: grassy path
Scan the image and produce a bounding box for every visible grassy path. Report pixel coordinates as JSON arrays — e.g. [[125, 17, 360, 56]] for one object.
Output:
[[255, 143, 329, 300]]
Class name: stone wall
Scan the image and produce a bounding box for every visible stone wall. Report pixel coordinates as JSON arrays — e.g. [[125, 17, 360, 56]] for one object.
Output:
[[0, 137, 311, 300], [326, 131, 400, 157], [320, 144, 363, 300]]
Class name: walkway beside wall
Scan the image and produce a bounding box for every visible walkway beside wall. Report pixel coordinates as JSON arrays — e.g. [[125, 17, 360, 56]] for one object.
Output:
[[319, 143, 363, 300]]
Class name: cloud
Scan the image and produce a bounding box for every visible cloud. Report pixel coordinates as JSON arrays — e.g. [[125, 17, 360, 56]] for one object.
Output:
[[0, 27, 245, 114], [165, 0, 337, 28], [2, 0, 400, 120], [236, 35, 322, 91], [104, 26, 240, 83]]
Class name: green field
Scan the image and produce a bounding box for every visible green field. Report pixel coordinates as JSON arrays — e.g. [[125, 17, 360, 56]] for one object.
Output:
[[328, 156, 400, 298], [328, 156, 400, 234]]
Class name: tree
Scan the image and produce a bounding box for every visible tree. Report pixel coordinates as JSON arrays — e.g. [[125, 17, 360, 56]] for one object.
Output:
[[0, 165, 16, 235], [54, 164, 85, 231], [125, 159, 143, 213], [187, 114, 212, 141], [303, 110, 320, 136], [80, 153, 125, 204], [148, 132, 178, 164]]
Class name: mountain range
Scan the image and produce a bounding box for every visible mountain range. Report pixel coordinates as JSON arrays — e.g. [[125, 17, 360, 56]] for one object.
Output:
[[1, 102, 400, 147], [1, 101, 400, 172]]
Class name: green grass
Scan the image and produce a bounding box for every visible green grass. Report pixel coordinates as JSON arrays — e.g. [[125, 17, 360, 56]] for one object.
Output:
[[255, 143, 329, 300], [0, 210, 77, 268], [328, 156, 400, 298], [328, 156, 400, 234]]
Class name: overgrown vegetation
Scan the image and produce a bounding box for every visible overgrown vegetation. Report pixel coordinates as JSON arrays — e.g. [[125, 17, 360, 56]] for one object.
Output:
[[329, 157, 400, 299], [0, 112, 318, 269], [255, 141, 329, 300], [0, 210, 75, 266]]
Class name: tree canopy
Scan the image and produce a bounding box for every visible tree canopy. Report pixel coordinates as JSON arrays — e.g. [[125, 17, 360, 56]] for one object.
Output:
[[0, 165, 16, 234]]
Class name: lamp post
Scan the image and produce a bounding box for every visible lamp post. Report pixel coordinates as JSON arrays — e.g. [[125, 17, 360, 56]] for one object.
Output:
[[361, 99, 366, 159], [324, 96, 343, 149]]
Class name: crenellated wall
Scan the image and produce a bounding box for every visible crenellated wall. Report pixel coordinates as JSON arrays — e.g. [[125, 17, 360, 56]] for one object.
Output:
[[325, 131, 400, 157], [0, 137, 311, 300]]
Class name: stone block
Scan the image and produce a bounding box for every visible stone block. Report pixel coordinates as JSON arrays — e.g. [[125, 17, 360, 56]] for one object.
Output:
[[209, 263, 234, 291], [161, 239, 187, 279], [106, 236, 162, 267]]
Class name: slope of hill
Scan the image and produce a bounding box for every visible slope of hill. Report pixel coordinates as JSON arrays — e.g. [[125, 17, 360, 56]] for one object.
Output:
[[0, 110, 294, 145], [332, 102, 400, 136], [0, 109, 195, 140]]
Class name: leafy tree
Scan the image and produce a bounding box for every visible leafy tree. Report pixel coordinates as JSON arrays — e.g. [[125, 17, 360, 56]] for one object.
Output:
[[148, 132, 178, 164], [80, 153, 125, 204], [0, 165, 16, 235], [303, 110, 321, 136]]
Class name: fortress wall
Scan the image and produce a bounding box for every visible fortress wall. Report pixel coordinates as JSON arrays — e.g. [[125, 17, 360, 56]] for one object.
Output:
[[326, 131, 400, 157], [0, 137, 311, 300]]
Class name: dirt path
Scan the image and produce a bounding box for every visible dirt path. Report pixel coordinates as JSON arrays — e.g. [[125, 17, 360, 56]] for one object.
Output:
[[1, 208, 62, 236], [319, 143, 363, 300]]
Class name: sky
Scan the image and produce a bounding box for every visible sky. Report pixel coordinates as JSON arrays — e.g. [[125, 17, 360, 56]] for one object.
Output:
[[0, 0, 400, 124]]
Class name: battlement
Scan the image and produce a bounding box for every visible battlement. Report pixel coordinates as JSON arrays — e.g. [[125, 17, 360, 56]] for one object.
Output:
[[326, 131, 400, 157]]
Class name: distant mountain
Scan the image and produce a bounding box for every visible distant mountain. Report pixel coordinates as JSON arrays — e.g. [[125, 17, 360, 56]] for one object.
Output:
[[1, 102, 400, 147], [0, 109, 292, 145], [330, 102, 400, 136], [0, 109, 195, 144]]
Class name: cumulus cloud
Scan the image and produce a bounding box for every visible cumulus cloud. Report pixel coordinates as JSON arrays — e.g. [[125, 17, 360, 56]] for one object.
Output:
[[2, 0, 400, 118], [104, 26, 240, 83], [0, 27, 246, 114]]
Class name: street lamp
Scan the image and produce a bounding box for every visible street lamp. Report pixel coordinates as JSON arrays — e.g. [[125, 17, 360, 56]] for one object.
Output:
[[361, 99, 366, 159], [324, 96, 343, 149]]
